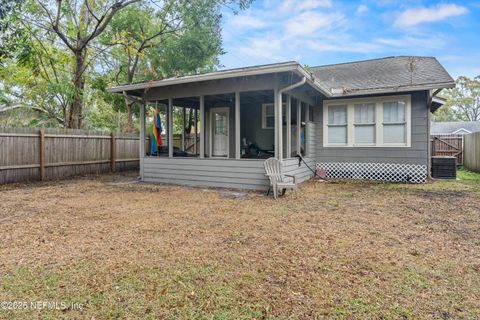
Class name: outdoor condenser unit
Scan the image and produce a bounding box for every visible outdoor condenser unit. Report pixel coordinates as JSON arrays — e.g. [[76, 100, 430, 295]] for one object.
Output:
[[431, 156, 457, 179]]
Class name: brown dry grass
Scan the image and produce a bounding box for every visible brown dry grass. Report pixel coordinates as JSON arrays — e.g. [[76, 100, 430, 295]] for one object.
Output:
[[0, 173, 479, 319]]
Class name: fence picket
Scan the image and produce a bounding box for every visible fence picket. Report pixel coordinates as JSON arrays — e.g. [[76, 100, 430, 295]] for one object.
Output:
[[0, 128, 140, 184]]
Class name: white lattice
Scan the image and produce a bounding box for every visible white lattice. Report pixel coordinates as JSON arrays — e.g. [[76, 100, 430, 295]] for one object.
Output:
[[316, 162, 427, 183]]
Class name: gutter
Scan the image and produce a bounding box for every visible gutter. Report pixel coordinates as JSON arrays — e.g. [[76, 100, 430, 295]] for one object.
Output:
[[277, 76, 307, 160], [331, 81, 455, 98]]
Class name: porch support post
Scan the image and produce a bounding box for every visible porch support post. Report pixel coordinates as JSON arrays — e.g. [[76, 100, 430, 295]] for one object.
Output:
[[194, 108, 198, 155], [277, 90, 283, 161], [274, 89, 279, 159], [286, 95, 291, 158], [235, 91, 241, 159], [182, 107, 186, 151], [168, 97, 173, 158], [199, 95, 205, 158], [297, 100, 301, 155], [139, 99, 146, 180]]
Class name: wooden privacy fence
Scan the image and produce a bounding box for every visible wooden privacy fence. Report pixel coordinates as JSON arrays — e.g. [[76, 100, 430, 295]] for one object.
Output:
[[431, 134, 464, 165], [0, 128, 140, 184], [464, 132, 480, 173]]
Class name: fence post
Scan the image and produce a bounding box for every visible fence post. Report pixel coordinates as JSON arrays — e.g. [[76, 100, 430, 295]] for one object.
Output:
[[39, 129, 45, 180], [111, 132, 116, 173]]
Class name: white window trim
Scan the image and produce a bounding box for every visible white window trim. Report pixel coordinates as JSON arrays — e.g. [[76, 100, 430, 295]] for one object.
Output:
[[323, 95, 411, 148], [262, 103, 286, 129]]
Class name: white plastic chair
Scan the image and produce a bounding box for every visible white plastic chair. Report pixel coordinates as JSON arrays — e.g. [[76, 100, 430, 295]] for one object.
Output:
[[264, 157, 298, 199]]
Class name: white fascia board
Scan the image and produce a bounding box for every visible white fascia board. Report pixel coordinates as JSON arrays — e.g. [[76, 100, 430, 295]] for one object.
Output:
[[432, 96, 447, 105]]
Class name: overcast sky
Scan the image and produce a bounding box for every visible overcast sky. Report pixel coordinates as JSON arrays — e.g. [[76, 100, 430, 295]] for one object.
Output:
[[219, 0, 480, 78]]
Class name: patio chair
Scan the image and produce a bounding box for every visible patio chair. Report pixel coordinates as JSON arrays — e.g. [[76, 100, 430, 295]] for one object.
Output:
[[264, 157, 298, 199]]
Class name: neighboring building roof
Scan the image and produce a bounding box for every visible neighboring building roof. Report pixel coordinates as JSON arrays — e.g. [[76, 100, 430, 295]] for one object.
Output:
[[311, 56, 454, 96], [109, 56, 455, 98], [431, 121, 480, 135]]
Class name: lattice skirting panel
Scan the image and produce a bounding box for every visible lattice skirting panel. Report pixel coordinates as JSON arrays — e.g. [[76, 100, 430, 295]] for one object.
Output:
[[315, 162, 427, 183]]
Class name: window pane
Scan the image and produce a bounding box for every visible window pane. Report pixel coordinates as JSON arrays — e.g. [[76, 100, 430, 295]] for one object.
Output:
[[383, 124, 405, 143], [215, 113, 226, 134], [328, 105, 347, 125], [354, 103, 375, 123], [328, 126, 347, 144], [266, 116, 275, 128], [266, 104, 274, 116], [383, 101, 405, 123], [355, 125, 375, 144]]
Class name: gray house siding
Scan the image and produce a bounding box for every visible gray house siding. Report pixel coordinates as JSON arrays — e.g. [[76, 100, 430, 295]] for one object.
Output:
[[282, 157, 316, 183], [143, 157, 269, 190], [314, 91, 429, 166], [281, 122, 317, 183]]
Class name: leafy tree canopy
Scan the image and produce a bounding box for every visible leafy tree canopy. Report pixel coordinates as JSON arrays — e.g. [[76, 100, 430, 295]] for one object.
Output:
[[0, 0, 252, 130]]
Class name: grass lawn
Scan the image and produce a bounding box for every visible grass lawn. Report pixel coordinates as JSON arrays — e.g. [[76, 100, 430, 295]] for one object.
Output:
[[0, 173, 479, 319]]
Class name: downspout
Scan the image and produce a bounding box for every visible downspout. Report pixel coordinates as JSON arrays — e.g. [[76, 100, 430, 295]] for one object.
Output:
[[277, 76, 307, 160]]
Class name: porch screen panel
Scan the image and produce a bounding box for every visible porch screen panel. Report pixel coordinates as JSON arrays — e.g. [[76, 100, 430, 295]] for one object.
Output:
[[327, 105, 347, 144]]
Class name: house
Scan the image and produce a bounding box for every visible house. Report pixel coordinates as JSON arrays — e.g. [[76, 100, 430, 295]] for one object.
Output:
[[431, 121, 480, 135], [108, 56, 454, 190]]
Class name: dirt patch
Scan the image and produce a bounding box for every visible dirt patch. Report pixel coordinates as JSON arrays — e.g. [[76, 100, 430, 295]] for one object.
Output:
[[0, 175, 479, 319]]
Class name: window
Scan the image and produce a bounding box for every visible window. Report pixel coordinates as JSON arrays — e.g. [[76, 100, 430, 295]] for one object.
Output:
[[323, 95, 411, 147], [383, 101, 406, 144], [354, 103, 375, 144], [214, 113, 227, 135], [262, 103, 286, 129], [327, 105, 347, 145]]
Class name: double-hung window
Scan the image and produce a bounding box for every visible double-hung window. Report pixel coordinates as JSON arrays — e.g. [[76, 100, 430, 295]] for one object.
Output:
[[383, 101, 406, 144], [323, 95, 411, 147], [327, 105, 347, 145], [354, 103, 375, 145]]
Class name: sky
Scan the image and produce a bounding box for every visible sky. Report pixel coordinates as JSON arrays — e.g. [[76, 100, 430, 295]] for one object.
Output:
[[219, 0, 480, 78]]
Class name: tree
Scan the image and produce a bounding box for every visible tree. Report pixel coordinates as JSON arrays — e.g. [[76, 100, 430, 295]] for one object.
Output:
[[441, 76, 480, 121], [20, 0, 141, 128], [1, 0, 252, 130], [0, 31, 75, 127], [101, 0, 232, 131]]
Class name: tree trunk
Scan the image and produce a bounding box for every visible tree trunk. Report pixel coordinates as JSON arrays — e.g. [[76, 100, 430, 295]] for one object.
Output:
[[124, 95, 134, 132], [68, 49, 87, 128], [125, 70, 135, 132]]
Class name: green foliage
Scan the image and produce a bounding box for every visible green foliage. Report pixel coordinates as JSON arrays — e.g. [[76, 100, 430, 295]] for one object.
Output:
[[438, 76, 480, 121], [457, 168, 480, 182], [0, 0, 251, 131]]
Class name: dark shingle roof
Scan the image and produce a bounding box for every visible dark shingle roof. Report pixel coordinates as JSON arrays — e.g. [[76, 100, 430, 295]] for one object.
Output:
[[431, 121, 480, 134], [312, 56, 454, 96]]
